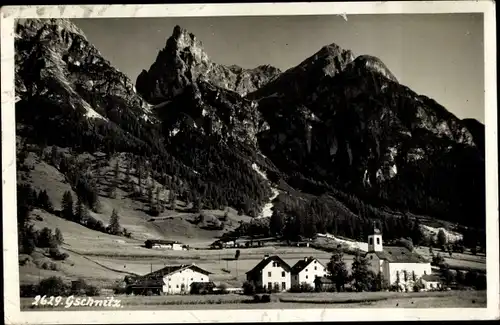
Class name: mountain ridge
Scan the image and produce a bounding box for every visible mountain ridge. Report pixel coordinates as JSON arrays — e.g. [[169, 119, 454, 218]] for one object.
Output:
[[15, 18, 486, 250]]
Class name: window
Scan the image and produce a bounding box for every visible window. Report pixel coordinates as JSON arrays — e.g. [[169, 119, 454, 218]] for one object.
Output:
[[176, 285, 179, 288], [294, 275, 298, 280], [306, 275, 308, 279], [370, 255, 373, 259], [191, 278, 193, 281], [376, 237, 380, 245], [282, 282, 286, 290], [169, 285, 171, 288], [282, 271, 285, 277], [305, 269, 308, 272], [267, 282, 272, 289], [369, 238, 373, 245], [268, 272, 272, 277], [314, 266, 317, 270]]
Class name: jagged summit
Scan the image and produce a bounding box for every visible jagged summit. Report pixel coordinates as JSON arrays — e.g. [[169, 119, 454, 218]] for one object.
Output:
[[135, 25, 281, 104]]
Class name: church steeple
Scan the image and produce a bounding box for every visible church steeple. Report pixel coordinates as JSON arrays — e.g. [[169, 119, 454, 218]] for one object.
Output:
[[368, 223, 383, 252]]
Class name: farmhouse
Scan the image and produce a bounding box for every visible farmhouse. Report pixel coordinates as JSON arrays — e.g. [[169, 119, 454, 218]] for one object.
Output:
[[246, 255, 292, 292], [291, 256, 327, 288], [419, 274, 443, 291], [364, 228, 432, 289], [145, 239, 187, 250], [128, 264, 212, 295]]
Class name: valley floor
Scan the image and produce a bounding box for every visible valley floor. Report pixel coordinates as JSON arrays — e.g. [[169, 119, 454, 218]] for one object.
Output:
[[20, 290, 486, 311]]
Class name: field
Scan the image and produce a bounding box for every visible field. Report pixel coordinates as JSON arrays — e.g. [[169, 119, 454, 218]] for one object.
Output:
[[20, 290, 486, 311]]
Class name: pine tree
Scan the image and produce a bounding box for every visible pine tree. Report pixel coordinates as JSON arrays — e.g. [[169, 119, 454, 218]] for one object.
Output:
[[410, 218, 424, 246], [437, 229, 447, 249], [327, 250, 349, 292], [155, 186, 162, 212], [37, 190, 53, 212], [54, 228, 64, 245], [169, 190, 177, 211], [108, 209, 121, 235], [61, 191, 74, 220], [372, 272, 388, 291], [351, 253, 373, 292], [74, 199, 84, 224], [270, 210, 284, 237]]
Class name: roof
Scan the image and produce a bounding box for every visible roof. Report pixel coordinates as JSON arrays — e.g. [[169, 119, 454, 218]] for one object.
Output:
[[146, 239, 182, 245], [291, 257, 324, 274], [421, 274, 441, 282], [143, 264, 212, 280], [246, 256, 291, 275], [315, 277, 334, 284], [365, 246, 429, 263]]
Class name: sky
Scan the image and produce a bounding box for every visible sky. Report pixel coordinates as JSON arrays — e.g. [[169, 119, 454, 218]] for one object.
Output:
[[72, 14, 484, 123]]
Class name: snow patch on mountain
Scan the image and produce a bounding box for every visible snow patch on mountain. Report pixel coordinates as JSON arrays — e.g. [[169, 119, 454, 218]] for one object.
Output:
[[251, 163, 280, 218], [83, 105, 107, 121]]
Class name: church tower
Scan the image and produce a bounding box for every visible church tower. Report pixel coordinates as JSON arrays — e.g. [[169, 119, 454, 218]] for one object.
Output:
[[368, 228, 383, 252]]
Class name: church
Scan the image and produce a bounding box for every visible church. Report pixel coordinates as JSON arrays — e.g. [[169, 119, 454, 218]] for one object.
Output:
[[364, 228, 432, 289]]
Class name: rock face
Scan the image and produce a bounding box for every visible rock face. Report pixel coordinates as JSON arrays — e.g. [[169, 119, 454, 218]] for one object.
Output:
[[248, 41, 484, 227], [135, 25, 281, 104], [15, 19, 155, 127]]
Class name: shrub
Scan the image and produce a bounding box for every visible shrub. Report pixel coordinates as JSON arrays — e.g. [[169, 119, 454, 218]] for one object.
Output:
[[253, 294, 261, 303], [38, 276, 70, 296], [261, 294, 271, 303], [431, 254, 445, 266], [42, 262, 50, 270], [85, 285, 101, 296], [113, 281, 128, 295], [242, 281, 256, 295], [37, 227, 58, 248], [49, 247, 69, 261], [20, 284, 39, 297]]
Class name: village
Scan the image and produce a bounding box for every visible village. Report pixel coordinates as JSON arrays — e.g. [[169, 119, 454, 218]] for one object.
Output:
[[121, 228, 479, 298]]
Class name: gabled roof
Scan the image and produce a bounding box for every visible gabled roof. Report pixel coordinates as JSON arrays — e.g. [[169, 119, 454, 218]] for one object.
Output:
[[291, 257, 324, 274], [365, 246, 429, 263], [246, 256, 291, 275], [144, 264, 212, 280]]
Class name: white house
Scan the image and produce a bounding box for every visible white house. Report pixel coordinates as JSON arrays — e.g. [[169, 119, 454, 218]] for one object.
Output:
[[130, 264, 212, 295], [246, 255, 292, 292], [291, 257, 327, 289], [145, 239, 186, 251], [364, 229, 432, 291]]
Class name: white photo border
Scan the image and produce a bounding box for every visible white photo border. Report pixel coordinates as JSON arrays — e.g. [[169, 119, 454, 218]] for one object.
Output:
[[2, 1, 498, 323]]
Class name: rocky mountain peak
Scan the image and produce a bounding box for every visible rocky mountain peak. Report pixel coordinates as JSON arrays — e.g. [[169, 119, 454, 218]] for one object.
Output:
[[135, 26, 281, 104]]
